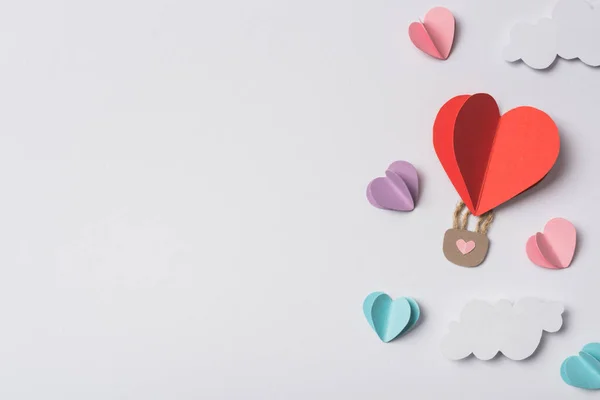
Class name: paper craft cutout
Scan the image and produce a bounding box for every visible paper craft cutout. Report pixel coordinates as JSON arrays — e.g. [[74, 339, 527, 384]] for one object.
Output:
[[363, 292, 420, 342], [408, 7, 455, 60], [442, 201, 492, 267], [434, 93, 560, 216], [526, 218, 577, 269], [504, 0, 600, 69], [367, 161, 418, 211], [456, 239, 475, 254], [561, 343, 600, 390], [441, 298, 564, 360]]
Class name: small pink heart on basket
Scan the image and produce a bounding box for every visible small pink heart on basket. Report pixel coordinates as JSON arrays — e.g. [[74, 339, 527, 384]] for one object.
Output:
[[456, 239, 476, 255], [408, 7, 455, 60], [526, 218, 576, 269]]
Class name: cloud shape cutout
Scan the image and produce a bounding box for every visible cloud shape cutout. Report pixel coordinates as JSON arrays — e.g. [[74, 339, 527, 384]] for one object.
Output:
[[504, 0, 600, 69], [441, 298, 564, 360], [561, 343, 600, 389]]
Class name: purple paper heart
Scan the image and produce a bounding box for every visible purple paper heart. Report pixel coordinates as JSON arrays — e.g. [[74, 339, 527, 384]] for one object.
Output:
[[367, 161, 419, 211]]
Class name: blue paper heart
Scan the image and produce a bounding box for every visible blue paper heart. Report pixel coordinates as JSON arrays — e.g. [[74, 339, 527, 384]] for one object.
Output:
[[561, 343, 600, 390], [363, 292, 420, 342]]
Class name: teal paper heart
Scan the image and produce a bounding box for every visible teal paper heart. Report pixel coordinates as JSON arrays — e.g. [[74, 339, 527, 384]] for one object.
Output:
[[363, 292, 420, 342], [561, 343, 600, 390]]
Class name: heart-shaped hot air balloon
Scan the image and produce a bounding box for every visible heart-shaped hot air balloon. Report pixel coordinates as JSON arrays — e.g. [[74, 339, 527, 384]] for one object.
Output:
[[433, 93, 560, 216]]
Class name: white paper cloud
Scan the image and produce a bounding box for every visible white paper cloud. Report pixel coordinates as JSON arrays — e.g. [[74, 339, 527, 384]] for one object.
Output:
[[504, 0, 600, 69], [441, 298, 564, 360]]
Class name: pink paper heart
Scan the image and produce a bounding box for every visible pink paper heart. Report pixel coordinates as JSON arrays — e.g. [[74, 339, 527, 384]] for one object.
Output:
[[456, 239, 475, 255], [526, 218, 576, 269], [408, 7, 455, 60]]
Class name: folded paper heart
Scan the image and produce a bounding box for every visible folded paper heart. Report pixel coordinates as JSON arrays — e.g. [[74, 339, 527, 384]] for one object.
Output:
[[561, 343, 600, 389], [434, 93, 560, 216], [526, 218, 576, 269], [367, 161, 418, 211], [408, 7, 455, 60], [363, 292, 420, 342]]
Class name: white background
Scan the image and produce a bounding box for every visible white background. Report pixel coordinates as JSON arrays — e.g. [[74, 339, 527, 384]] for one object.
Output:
[[0, 0, 599, 398]]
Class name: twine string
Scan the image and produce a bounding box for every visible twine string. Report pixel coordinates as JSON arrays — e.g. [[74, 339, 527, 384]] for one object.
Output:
[[476, 210, 495, 235], [452, 201, 471, 230], [452, 201, 494, 234]]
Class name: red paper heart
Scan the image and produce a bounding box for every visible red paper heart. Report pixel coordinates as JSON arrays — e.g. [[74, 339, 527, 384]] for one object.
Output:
[[433, 94, 560, 216]]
